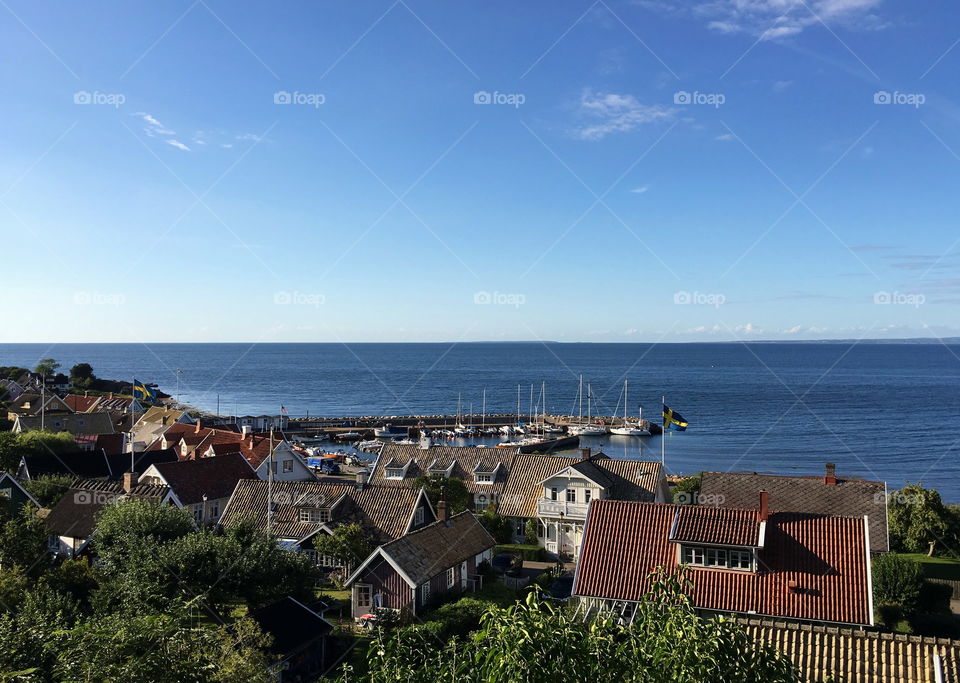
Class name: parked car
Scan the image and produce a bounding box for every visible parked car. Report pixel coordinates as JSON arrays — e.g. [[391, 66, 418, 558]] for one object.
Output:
[[492, 553, 521, 574]]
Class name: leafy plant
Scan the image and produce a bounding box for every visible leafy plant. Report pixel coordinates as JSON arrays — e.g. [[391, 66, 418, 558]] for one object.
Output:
[[873, 553, 924, 610]]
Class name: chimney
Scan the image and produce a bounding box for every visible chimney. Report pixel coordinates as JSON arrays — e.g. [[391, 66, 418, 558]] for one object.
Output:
[[824, 463, 837, 486], [580, 447, 591, 461], [108, 392, 113, 399], [356, 469, 368, 490], [195, 420, 202, 434], [241, 425, 252, 438], [123, 471, 138, 493], [758, 490, 769, 522], [437, 498, 449, 522]]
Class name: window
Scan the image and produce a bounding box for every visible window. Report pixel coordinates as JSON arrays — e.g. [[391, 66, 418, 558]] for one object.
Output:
[[429, 469, 449, 478], [446, 567, 456, 588], [282, 459, 294, 473], [414, 506, 424, 526], [209, 500, 220, 521], [0, 488, 11, 500], [566, 488, 576, 503], [385, 468, 405, 479], [192, 505, 204, 523], [299, 508, 331, 523], [730, 550, 753, 570], [271, 462, 278, 474], [550, 487, 558, 501], [47, 535, 60, 552], [420, 582, 431, 605], [475, 472, 492, 483], [681, 546, 753, 571], [584, 489, 591, 504], [357, 584, 372, 609]]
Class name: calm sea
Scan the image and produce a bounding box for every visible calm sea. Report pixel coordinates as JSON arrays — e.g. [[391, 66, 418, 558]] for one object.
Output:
[[2, 342, 958, 500]]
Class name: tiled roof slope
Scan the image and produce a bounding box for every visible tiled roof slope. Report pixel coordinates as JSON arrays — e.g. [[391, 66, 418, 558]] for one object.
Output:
[[574, 500, 872, 626], [498, 454, 664, 518], [699, 470, 889, 552], [23, 448, 178, 480], [17, 412, 115, 436], [370, 443, 519, 495], [64, 394, 100, 412], [149, 453, 257, 505], [670, 505, 763, 547], [45, 478, 169, 540], [151, 422, 288, 469], [378, 511, 496, 586], [220, 479, 425, 543], [735, 617, 960, 683]]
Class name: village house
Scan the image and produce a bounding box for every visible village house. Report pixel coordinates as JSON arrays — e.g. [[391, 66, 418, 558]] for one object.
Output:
[[497, 449, 668, 560], [220, 476, 434, 571], [0, 378, 26, 401], [0, 471, 40, 516], [13, 411, 116, 437], [64, 392, 146, 415], [209, 414, 290, 432], [129, 406, 193, 452], [697, 463, 890, 552], [140, 452, 258, 525], [572, 497, 874, 627], [368, 442, 520, 511], [44, 474, 174, 558], [148, 421, 314, 481], [7, 392, 72, 421], [344, 502, 496, 619]]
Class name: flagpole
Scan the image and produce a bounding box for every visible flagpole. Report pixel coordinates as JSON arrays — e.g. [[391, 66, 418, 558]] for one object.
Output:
[[661, 395, 665, 467], [268, 426, 274, 535]]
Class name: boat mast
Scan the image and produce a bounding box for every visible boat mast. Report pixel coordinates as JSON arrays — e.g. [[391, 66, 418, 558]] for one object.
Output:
[[578, 375, 583, 424], [516, 384, 521, 425], [482, 389, 486, 430], [624, 380, 628, 425]]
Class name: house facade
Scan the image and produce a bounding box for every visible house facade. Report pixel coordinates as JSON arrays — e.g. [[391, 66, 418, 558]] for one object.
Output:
[[573, 497, 874, 627], [344, 505, 496, 618], [497, 449, 669, 560], [0, 472, 40, 517]]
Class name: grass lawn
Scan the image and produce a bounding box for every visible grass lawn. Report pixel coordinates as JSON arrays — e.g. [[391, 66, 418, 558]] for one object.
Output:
[[898, 553, 960, 581]]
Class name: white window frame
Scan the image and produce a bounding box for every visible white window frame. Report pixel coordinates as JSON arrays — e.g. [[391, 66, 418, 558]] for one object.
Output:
[[299, 508, 331, 524], [385, 468, 405, 479], [475, 472, 492, 484], [356, 584, 372, 609], [414, 506, 425, 526], [566, 488, 576, 503], [550, 487, 558, 501], [584, 489, 592, 504], [209, 500, 220, 521], [446, 567, 455, 588], [282, 459, 294, 473], [421, 582, 431, 605]]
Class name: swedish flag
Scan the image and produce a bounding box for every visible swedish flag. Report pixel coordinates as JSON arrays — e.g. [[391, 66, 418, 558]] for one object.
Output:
[[132, 379, 157, 403], [662, 404, 688, 431]]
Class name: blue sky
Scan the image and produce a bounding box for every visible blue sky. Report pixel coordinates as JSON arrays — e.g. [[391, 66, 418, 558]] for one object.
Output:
[[2, 0, 959, 343]]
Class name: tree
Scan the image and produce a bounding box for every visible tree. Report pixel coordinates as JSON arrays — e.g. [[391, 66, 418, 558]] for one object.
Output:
[[312, 522, 375, 576], [347, 567, 797, 682], [33, 359, 60, 378], [69, 363, 95, 383], [93, 499, 195, 578], [414, 475, 471, 514], [0, 503, 49, 573], [888, 484, 957, 556], [22, 474, 74, 508], [672, 475, 701, 504], [523, 518, 539, 545], [477, 509, 514, 544], [873, 553, 925, 610]]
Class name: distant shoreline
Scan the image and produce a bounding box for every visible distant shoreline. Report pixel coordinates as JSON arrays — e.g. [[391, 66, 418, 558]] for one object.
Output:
[[1, 338, 958, 346]]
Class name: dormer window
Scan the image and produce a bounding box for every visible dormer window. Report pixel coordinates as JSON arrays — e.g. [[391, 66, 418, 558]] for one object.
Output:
[[681, 545, 754, 571], [385, 468, 405, 480], [475, 472, 493, 484], [299, 508, 331, 524]]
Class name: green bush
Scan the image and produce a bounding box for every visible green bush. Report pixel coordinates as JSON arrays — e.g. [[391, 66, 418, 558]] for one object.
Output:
[[495, 544, 548, 561], [873, 554, 924, 610]]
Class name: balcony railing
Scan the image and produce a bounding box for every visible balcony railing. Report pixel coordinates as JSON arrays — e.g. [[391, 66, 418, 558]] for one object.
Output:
[[537, 499, 590, 519]]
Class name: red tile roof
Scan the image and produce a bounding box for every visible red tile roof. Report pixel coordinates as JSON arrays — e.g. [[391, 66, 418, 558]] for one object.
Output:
[[574, 500, 872, 626], [64, 394, 100, 412], [148, 422, 282, 469]]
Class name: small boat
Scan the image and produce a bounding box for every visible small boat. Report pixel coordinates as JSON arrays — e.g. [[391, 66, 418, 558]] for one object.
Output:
[[569, 424, 608, 436], [609, 380, 651, 436], [356, 439, 382, 452], [374, 424, 407, 439], [337, 431, 362, 440]]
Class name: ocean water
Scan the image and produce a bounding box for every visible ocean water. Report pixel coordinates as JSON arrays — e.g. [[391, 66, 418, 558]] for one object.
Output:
[[2, 342, 958, 500]]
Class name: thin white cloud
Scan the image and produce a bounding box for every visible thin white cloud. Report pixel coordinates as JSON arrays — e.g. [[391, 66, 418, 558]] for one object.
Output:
[[134, 112, 174, 137], [715, 133, 734, 141], [630, 185, 650, 194], [693, 0, 886, 40], [166, 139, 190, 151], [575, 89, 675, 141]]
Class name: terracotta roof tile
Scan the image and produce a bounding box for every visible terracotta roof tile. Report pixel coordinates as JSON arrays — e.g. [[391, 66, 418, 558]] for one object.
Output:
[[574, 500, 872, 626], [670, 506, 763, 547]]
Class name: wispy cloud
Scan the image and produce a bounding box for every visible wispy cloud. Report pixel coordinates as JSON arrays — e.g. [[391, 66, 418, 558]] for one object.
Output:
[[715, 133, 734, 141], [574, 89, 675, 141], [134, 112, 174, 137], [630, 185, 650, 194], [165, 139, 190, 151]]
